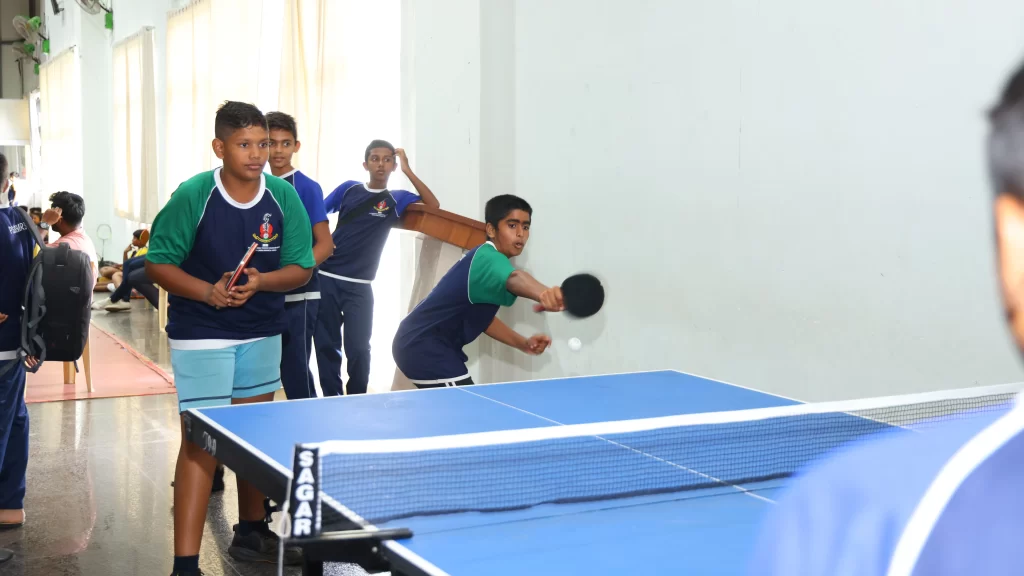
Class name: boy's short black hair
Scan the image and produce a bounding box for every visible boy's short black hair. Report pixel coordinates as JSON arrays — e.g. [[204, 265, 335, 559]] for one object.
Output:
[[988, 60, 1024, 199], [365, 139, 395, 161], [265, 111, 298, 140], [215, 101, 268, 141], [49, 191, 86, 227], [484, 194, 533, 230], [132, 229, 145, 239], [0, 153, 8, 177]]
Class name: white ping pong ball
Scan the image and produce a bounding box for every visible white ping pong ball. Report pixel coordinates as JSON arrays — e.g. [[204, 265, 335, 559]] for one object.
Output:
[[568, 337, 582, 351]]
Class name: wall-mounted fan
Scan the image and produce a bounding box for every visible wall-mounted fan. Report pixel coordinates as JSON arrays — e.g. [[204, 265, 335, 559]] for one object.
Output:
[[12, 16, 49, 55], [73, 0, 112, 30], [12, 43, 40, 75]]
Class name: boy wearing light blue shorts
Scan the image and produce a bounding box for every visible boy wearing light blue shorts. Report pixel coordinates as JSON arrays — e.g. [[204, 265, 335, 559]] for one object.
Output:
[[145, 102, 314, 576]]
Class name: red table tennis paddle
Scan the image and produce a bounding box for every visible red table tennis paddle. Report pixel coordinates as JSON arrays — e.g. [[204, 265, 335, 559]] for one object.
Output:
[[227, 242, 259, 291]]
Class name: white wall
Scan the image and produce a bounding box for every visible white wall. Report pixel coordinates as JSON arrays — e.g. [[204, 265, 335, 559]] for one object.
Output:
[[400, 0, 482, 220], [0, 98, 30, 144], [43, 0, 83, 65], [403, 0, 1024, 401], [35, 0, 1024, 401], [79, 2, 115, 256]]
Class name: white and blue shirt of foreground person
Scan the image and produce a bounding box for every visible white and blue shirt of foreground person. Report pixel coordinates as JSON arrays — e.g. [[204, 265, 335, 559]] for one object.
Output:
[[750, 399, 1024, 576]]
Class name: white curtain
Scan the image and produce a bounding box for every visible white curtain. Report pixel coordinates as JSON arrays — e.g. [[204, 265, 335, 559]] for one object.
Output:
[[164, 0, 278, 201], [112, 28, 158, 223], [279, 0, 403, 393], [278, 0, 400, 189], [39, 47, 82, 198]]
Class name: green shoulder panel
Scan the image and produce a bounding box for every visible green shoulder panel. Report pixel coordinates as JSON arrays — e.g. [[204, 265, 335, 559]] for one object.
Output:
[[145, 171, 216, 266], [468, 243, 518, 307]]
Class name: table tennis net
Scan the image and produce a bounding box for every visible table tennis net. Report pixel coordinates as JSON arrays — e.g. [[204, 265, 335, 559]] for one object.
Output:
[[310, 383, 1022, 526]]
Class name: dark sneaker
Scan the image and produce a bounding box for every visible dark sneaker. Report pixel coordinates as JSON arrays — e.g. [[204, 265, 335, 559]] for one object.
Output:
[[211, 465, 225, 493], [228, 522, 302, 565], [263, 497, 281, 522]]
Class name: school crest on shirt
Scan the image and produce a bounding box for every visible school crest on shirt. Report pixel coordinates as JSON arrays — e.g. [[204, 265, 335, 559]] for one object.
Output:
[[254, 213, 279, 244], [373, 200, 390, 214]]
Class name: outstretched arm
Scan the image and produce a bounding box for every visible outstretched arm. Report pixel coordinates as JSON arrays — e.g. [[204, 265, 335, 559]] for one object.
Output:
[[506, 270, 564, 312], [395, 148, 440, 209], [484, 317, 551, 355]]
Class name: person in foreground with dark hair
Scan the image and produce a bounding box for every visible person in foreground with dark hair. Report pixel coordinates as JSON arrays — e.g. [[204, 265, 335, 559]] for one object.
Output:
[[392, 194, 564, 388], [0, 154, 36, 564], [41, 190, 98, 289], [314, 139, 439, 396], [749, 58, 1024, 576], [145, 101, 314, 575], [264, 111, 333, 399]]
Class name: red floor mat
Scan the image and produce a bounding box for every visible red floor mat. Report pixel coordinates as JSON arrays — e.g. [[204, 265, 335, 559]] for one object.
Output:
[[26, 325, 175, 403]]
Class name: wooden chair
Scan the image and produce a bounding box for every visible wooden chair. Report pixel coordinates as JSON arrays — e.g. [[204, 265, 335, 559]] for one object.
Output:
[[62, 337, 93, 393], [158, 286, 167, 333]]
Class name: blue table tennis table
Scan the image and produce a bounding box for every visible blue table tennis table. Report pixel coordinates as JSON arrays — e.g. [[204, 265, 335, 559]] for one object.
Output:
[[183, 370, 801, 575]]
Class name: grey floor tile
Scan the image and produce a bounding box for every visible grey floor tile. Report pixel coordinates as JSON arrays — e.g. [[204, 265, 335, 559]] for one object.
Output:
[[90, 302, 173, 376]]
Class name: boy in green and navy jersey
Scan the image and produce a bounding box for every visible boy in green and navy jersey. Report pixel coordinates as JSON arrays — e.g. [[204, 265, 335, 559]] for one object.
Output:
[[393, 195, 564, 388], [146, 102, 314, 575]]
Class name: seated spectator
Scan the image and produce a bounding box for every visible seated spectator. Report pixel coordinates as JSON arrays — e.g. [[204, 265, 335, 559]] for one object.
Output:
[[40, 192, 97, 290], [102, 264, 158, 312], [95, 230, 150, 311]]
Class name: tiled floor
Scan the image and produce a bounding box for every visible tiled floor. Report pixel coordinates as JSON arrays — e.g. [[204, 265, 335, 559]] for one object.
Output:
[[90, 299, 173, 376], [3, 301, 372, 575]]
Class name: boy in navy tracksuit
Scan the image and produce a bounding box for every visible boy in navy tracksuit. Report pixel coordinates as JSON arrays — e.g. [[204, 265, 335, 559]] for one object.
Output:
[[314, 141, 439, 395], [0, 154, 35, 561], [265, 112, 334, 399]]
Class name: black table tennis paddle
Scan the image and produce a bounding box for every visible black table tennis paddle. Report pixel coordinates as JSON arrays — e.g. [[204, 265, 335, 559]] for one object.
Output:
[[561, 273, 604, 318]]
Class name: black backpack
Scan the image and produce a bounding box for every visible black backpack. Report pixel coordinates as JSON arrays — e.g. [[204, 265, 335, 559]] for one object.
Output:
[[0, 208, 92, 377]]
